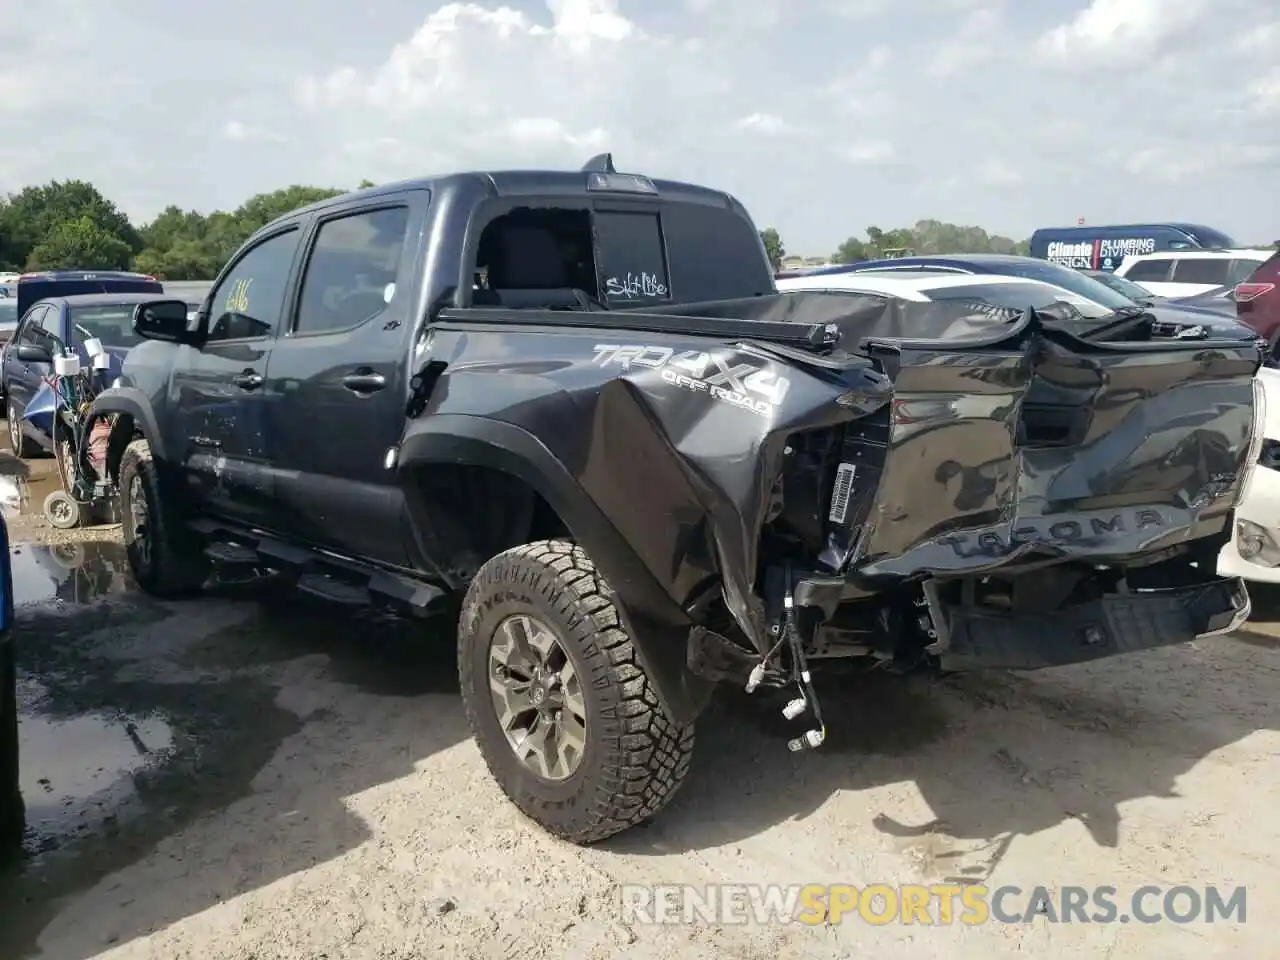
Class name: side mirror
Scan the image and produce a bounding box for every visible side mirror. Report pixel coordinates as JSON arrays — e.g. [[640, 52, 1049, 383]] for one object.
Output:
[[14, 343, 52, 364], [133, 299, 201, 344]]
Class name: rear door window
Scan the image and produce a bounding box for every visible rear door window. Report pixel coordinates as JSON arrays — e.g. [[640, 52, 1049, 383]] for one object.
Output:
[[1171, 258, 1230, 286], [294, 206, 411, 335], [1122, 258, 1174, 282]]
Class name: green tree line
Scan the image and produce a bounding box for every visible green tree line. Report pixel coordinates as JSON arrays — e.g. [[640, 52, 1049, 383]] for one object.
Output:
[[0, 178, 375, 278], [1, 179, 1269, 279], [759, 223, 1031, 271]]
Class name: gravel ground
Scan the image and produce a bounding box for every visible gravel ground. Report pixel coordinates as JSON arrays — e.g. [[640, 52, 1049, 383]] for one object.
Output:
[[1, 438, 1278, 959]]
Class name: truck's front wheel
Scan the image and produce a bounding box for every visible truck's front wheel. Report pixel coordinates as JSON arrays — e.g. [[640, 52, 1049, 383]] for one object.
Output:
[[118, 439, 208, 597], [458, 540, 695, 844]]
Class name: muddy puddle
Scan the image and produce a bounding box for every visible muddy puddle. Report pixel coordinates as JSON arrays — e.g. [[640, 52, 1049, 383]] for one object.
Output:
[[0, 533, 306, 958], [9, 540, 132, 608]]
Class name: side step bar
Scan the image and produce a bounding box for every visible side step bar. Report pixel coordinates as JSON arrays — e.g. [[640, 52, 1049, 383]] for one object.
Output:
[[190, 518, 447, 617]]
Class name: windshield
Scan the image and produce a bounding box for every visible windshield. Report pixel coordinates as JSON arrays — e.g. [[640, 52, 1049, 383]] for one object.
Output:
[[0, 299, 17, 328], [997, 259, 1135, 309], [921, 280, 1115, 319], [70, 304, 142, 350]]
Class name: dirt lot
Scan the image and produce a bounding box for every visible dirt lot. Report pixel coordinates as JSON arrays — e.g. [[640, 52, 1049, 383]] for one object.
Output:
[[1, 441, 1279, 959]]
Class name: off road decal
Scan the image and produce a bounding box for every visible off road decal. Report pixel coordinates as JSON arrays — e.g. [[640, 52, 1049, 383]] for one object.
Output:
[[590, 344, 791, 417]]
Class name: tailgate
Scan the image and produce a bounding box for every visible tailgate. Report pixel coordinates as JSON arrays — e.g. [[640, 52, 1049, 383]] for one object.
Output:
[[849, 325, 1263, 579]]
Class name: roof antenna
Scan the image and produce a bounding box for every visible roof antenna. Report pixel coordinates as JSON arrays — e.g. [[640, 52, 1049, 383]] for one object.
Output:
[[581, 153, 615, 174]]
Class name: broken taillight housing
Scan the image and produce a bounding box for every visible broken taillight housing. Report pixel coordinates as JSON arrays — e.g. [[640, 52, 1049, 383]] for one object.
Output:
[[1235, 282, 1275, 303]]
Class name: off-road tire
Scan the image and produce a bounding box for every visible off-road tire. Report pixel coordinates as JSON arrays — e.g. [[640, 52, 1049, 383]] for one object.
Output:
[[118, 439, 208, 597], [6, 400, 39, 458], [0, 640, 23, 854], [458, 539, 696, 844]]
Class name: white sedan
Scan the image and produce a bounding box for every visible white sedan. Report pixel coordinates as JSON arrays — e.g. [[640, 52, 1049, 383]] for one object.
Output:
[[776, 269, 1116, 317], [778, 268, 1280, 584], [1219, 367, 1280, 584]]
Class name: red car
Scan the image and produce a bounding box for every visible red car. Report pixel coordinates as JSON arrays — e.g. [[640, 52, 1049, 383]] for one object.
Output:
[[1237, 248, 1280, 349]]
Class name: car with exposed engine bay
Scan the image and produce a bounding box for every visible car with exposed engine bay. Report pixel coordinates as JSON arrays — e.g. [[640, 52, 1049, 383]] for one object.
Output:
[[84, 155, 1264, 845]]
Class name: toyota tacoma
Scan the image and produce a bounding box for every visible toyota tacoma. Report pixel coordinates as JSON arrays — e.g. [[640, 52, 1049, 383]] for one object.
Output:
[[85, 155, 1262, 844]]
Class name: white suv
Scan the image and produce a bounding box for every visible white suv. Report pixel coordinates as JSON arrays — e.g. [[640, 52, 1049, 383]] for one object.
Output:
[[1114, 249, 1273, 298]]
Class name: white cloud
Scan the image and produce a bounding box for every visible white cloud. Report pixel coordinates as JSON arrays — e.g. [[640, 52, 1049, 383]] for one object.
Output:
[[734, 113, 797, 136], [975, 157, 1023, 186], [0, 0, 1278, 258], [1036, 0, 1211, 61], [223, 120, 287, 143], [843, 140, 895, 164]]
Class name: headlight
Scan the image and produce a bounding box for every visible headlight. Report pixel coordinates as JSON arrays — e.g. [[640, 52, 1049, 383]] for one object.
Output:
[[1236, 376, 1269, 507]]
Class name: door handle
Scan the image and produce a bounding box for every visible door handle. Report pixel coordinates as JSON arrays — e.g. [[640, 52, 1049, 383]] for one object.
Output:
[[232, 370, 264, 391], [342, 369, 386, 394]]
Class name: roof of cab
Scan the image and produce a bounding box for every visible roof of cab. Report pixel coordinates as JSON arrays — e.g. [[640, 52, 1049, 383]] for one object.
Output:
[[257, 167, 744, 236]]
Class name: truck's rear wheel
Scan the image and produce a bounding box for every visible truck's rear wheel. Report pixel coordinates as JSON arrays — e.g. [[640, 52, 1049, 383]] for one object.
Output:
[[118, 439, 208, 597], [458, 539, 695, 844], [1, 639, 23, 854]]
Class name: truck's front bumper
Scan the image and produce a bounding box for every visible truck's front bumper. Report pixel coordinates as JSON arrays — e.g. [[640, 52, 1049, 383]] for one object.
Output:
[[938, 575, 1251, 671]]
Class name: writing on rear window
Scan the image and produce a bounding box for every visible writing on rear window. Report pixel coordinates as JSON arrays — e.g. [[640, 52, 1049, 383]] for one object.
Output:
[[606, 272, 668, 300], [596, 210, 671, 306]]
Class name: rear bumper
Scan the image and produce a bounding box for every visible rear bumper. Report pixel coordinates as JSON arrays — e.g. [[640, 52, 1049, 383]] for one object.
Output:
[[938, 575, 1250, 671]]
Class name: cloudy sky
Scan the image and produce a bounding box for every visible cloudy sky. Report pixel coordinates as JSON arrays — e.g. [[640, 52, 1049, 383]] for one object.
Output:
[[1, 0, 1277, 256]]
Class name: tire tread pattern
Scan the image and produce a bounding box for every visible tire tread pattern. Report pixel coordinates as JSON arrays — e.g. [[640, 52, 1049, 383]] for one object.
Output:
[[459, 539, 695, 844]]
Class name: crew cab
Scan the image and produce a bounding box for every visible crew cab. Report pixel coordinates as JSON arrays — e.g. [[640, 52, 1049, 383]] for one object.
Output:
[[88, 156, 1262, 846]]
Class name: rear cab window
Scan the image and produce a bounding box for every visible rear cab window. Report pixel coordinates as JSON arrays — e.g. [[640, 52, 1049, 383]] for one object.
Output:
[[468, 188, 773, 311]]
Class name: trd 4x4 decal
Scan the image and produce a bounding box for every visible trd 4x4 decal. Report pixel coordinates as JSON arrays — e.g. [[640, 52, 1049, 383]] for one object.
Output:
[[590, 344, 791, 417]]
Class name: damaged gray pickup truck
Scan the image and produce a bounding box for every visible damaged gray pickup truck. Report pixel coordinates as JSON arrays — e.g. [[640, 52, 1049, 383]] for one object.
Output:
[[90, 155, 1263, 844]]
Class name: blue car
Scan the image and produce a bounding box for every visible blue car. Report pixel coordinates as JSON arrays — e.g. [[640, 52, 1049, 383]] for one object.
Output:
[[807, 254, 1261, 342], [3, 293, 155, 458], [1, 508, 18, 851]]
